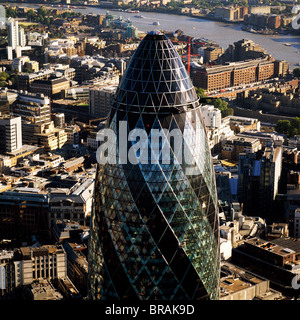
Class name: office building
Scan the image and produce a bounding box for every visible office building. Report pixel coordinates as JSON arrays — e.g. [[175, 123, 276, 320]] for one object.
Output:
[[232, 237, 300, 296], [0, 115, 22, 153], [33, 121, 68, 152], [203, 46, 224, 64], [6, 18, 31, 60], [12, 93, 51, 126], [0, 250, 21, 299], [65, 125, 80, 145], [49, 178, 94, 228], [26, 278, 63, 300], [30, 77, 70, 99], [200, 105, 222, 129], [221, 39, 269, 63], [238, 141, 283, 219], [215, 5, 248, 21], [11, 92, 57, 147], [0, 186, 50, 242], [52, 113, 65, 129], [89, 31, 220, 300], [12, 56, 30, 73], [18, 69, 55, 92], [191, 58, 275, 92], [89, 85, 117, 118], [7, 19, 26, 50], [14, 245, 67, 285], [126, 25, 139, 39], [221, 135, 262, 161]]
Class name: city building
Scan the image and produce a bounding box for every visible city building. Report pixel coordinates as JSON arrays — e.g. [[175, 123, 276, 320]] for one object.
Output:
[[57, 276, 81, 299], [6, 18, 31, 60], [18, 69, 55, 92], [220, 261, 283, 300], [65, 125, 80, 145], [191, 58, 275, 92], [27, 32, 48, 47], [49, 177, 94, 228], [14, 245, 67, 285], [0, 186, 50, 242], [25, 278, 63, 300], [238, 141, 283, 219], [284, 189, 300, 236], [126, 25, 139, 39], [51, 220, 89, 243], [221, 135, 262, 161], [200, 105, 234, 152], [294, 209, 300, 239], [12, 92, 51, 126], [0, 250, 21, 299], [30, 77, 70, 99], [89, 31, 220, 300], [12, 56, 29, 72], [214, 5, 248, 21], [203, 46, 224, 64], [221, 39, 269, 63], [244, 13, 282, 29], [89, 85, 117, 118], [51, 113, 65, 129], [201, 104, 222, 129], [232, 237, 300, 296], [0, 115, 22, 153], [10, 92, 67, 151], [224, 115, 261, 134], [62, 240, 89, 297], [33, 121, 68, 152]]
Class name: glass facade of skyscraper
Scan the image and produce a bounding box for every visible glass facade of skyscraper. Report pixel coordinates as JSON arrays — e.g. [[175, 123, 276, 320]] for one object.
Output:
[[89, 31, 220, 300]]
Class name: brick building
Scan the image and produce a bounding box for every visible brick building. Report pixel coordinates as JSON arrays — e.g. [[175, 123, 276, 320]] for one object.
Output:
[[191, 59, 275, 91]]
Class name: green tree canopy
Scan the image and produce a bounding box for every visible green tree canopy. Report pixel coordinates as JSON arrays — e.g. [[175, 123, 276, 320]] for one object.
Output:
[[195, 87, 207, 98], [37, 6, 48, 17], [275, 119, 291, 135], [293, 67, 300, 78]]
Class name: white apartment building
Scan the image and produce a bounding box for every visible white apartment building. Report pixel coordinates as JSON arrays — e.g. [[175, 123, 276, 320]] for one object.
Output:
[[200, 104, 222, 129], [6, 18, 30, 59], [12, 55, 30, 72], [200, 104, 234, 151]]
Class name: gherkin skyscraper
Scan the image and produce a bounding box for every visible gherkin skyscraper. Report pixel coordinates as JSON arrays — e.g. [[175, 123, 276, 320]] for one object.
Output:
[[89, 31, 220, 300]]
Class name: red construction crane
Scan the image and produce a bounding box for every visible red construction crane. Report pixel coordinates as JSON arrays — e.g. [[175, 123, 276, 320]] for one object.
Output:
[[172, 36, 206, 74]]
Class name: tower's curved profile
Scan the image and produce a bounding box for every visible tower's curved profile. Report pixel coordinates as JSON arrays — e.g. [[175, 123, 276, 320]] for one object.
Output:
[[89, 31, 220, 300]]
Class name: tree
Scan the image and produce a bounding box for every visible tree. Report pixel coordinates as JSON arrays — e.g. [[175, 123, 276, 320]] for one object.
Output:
[[214, 98, 228, 111], [222, 107, 234, 117], [37, 6, 48, 17], [26, 9, 36, 22], [275, 119, 291, 135], [44, 17, 51, 25], [291, 117, 300, 132], [0, 72, 10, 81], [6, 8, 17, 18], [293, 67, 300, 78], [195, 87, 207, 98]]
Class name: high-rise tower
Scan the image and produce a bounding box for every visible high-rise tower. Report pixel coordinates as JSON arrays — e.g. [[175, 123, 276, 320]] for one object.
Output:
[[89, 31, 220, 300]]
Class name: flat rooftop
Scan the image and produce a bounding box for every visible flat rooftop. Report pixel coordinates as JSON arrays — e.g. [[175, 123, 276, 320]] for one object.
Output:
[[245, 238, 296, 257]]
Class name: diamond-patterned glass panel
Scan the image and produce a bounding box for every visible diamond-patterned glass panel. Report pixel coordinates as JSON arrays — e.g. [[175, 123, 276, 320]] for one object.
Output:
[[89, 31, 220, 301]]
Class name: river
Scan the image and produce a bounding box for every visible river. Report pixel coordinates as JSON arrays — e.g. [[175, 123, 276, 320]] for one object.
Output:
[[6, 3, 300, 69]]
